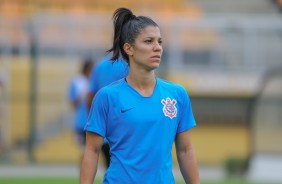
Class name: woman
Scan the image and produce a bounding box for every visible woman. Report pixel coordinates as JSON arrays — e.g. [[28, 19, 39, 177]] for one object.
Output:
[[68, 58, 93, 145], [80, 7, 200, 184]]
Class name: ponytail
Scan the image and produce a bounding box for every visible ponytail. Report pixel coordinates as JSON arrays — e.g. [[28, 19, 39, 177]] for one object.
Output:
[[107, 8, 135, 63], [107, 8, 158, 64]]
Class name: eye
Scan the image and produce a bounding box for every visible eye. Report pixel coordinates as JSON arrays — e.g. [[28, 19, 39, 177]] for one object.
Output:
[[144, 39, 152, 43], [158, 40, 163, 45]]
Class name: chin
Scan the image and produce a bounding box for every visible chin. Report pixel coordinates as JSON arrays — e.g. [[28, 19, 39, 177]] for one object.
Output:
[[151, 64, 160, 70]]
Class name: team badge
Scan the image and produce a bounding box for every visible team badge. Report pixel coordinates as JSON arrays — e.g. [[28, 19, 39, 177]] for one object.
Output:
[[161, 97, 177, 119]]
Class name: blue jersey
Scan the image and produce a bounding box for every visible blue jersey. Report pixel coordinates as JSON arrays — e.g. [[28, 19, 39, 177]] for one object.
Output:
[[86, 78, 196, 184], [89, 56, 129, 94]]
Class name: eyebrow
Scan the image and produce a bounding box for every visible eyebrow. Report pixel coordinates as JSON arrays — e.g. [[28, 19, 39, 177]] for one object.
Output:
[[143, 36, 162, 39]]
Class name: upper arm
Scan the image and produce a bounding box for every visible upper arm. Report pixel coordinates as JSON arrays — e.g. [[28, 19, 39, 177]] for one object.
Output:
[[175, 130, 193, 153], [85, 131, 104, 152]]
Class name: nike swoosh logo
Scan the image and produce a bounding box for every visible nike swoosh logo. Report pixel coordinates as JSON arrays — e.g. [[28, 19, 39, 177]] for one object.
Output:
[[121, 107, 135, 113]]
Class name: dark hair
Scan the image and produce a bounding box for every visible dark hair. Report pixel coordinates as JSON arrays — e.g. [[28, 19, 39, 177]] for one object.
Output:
[[81, 57, 93, 75], [107, 7, 159, 63]]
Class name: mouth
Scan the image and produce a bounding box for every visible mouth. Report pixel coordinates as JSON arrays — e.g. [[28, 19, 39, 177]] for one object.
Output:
[[151, 55, 161, 59]]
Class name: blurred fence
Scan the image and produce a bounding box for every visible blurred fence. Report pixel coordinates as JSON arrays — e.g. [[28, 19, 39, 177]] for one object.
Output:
[[0, 13, 282, 164]]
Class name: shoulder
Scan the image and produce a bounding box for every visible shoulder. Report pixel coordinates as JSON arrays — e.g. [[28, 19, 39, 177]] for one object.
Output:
[[95, 57, 127, 70], [95, 57, 112, 69], [157, 78, 187, 93], [96, 78, 125, 95], [90, 57, 112, 80], [157, 79, 192, 109]]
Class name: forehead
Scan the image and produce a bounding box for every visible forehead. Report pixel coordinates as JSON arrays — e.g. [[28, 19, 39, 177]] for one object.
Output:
[[137, 26, 161, 38]]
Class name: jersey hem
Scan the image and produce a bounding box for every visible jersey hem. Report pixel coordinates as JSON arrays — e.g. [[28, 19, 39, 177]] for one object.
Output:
[[177, 123, 197, 134], [85, 129, 105, 138]]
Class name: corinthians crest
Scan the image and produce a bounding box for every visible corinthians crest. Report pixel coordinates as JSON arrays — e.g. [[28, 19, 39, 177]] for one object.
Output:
[[161, 97, 177, 119]]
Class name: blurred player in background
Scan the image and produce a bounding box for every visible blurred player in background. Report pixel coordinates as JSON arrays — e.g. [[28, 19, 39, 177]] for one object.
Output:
[[87, 55, 129, 168], [68, 58, 93, 147]]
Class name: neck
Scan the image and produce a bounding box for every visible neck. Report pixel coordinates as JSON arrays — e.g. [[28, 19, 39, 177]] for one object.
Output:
[[126, 71, 156, 97]]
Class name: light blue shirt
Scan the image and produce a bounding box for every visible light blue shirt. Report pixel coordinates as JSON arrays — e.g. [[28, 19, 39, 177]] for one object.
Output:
[[86, 78, 196, 184], [68, 75, 89, 132]]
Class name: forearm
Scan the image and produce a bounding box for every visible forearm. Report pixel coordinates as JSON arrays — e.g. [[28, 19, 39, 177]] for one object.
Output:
[[177, 147, 200, 184], [80, 148, 99, 184]]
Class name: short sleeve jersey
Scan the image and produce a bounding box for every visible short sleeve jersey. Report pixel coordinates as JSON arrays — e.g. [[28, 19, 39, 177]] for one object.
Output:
[[85, 78, 196, 184]]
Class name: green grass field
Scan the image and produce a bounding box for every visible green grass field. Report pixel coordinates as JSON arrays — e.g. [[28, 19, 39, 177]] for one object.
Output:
[[0, 178, 277, 184]]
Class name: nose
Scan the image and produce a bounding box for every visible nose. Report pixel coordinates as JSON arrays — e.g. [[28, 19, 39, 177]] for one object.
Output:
[[153, 42, 162, 51]]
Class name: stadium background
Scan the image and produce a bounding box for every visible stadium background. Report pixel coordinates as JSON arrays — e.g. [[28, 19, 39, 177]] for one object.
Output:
[[0, 0, 282, 183]]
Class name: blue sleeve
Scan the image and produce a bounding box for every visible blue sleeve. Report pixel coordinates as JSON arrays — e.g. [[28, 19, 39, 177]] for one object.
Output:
[[68, 81, 77, 102], [84, 89, 108, 137], [177, 87, 196, 133]]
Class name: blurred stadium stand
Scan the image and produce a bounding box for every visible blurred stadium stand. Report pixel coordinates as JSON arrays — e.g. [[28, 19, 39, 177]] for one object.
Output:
[[189, 0, 280, 14], [0, 1, 281, 180]]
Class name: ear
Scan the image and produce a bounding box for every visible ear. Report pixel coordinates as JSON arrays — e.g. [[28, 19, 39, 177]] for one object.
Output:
[[123, 43, 133, 56]]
